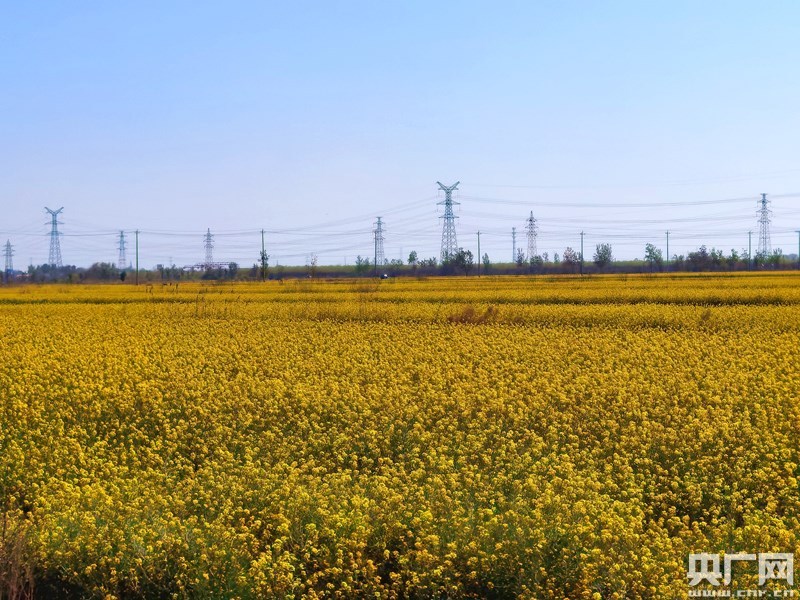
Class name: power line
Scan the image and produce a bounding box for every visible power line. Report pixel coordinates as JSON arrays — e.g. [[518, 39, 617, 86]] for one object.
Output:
[[458, 193, 800, 209], [464, 170, 800, 190]]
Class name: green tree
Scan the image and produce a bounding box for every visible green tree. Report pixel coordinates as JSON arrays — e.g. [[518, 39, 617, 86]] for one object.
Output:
[[644, 243, 663, 271], [259, 251, 269, 280], [562, 247, 578, 268], [593, 243, 613, 269], [768, 248, 783, 268], [726, 249, 739, 270], [453, 248, 474, 276], [354, 255, 371, 275], [515, 248, 526, 268]]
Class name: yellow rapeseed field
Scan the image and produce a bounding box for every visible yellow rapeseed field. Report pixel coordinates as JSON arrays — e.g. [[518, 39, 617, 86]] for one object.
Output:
[[1, 273, 799, 598]]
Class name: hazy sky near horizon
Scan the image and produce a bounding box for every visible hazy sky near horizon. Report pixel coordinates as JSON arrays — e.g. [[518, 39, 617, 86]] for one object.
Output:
[[2, 1, 800, 267]]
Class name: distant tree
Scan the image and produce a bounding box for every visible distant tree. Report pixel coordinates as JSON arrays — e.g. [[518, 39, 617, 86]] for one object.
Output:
[[753, 250, 767, 268], [308, 254, 318, 278], [259, 251, 270, 280], [593, 243, 613, 269], [644, 243, 663, 271], [562, 247, 578, 268], [453, 248, 474, 276], [726, 249, 740, 270], [515, 248, 526, 268], [710, 248, 724, 269], [542, 252, 549, 263], [768, 248, 783, 268], [482, 253, 491, 273], [407, 250, 418, 266], [388, 258, 404, 276], [419, 257, 438, 268], [687, 246, 711, 271], [529, 255, 543, 273], [553, 252, 559, 264], [354, 255, 371, 275], [84, 262, 119, 281]]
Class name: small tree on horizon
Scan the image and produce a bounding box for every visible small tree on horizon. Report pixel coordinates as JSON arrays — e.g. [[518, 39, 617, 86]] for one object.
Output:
[[593, 243, 613, 269], [644, 243, 663, 272], [354, 255, 371, 275], [453, 248, 474, 276], [515, 248, 526, 268]]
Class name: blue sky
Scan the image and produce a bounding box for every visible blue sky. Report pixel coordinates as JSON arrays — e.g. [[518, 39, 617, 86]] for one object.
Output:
[[2, 1, 800, 267]]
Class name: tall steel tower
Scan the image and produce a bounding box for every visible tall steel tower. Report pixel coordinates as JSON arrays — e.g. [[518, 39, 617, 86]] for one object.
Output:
[[512, 227, 517, 263], [204, 228, 214, 266], [117, 231, 127, 270], [45, 207, 64, 267], [526, 211, 537, 260], [437, 181, 460, 262], [757, 193, 771, 257], [3, 240, 12, 282], [373, 217, 385, 271]]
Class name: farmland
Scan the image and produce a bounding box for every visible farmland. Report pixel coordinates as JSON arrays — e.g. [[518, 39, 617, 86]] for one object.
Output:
[[1, 273, 799, 598]]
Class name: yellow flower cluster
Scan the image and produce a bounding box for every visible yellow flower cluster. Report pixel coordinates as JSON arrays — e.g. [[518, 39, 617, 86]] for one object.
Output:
[[1, 273, 798, 598]]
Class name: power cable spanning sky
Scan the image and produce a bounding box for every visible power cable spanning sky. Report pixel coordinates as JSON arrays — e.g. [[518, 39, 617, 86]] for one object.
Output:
[[2, 2, 799, 267]]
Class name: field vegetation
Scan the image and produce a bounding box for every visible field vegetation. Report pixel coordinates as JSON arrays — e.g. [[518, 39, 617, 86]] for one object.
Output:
[[1, 273, 799, 598]]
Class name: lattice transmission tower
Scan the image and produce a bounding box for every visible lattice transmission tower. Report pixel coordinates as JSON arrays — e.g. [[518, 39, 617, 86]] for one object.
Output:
[[373, 217, 385, 272], [437, 181, 459, 262], [204, 228, 214, 267], [512, 227, 517, 263], [117, 231, 127, 270], [526, 212, 537, 260], [757, 193, 771, 257], [3, 240, 12, 283], [45, 207, 64, 267]]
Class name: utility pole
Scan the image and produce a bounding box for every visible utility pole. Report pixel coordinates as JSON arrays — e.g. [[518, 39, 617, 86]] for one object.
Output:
[[261, 229, 267, 281], [437, 181, 460, 262], [135, 230, 140, 285], [512, 227, 516, 264], [477, 231, 481, 277], [796, 230, 800, 269], [748, 230, 752, 270], [580, 231, 585, 276], [3, 240, 13, 283], [45, 207, 64, 267], [665, 231, 670, 271]]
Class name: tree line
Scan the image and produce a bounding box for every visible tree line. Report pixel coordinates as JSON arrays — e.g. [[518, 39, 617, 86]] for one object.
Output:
[[5, 243, 795, 284]]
